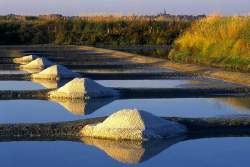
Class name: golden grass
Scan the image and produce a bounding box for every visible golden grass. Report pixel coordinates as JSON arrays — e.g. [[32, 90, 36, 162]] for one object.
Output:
[[169, 15, 250, 72]]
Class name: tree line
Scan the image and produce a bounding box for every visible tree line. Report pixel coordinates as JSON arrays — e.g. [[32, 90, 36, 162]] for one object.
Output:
[[0, 15, 194, 46]]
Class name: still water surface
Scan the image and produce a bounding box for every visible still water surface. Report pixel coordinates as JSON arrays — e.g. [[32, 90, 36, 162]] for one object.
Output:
[[0, 98, 249, 123], [0, 81, 45, 90], [0, 78, 236, 91], [1, 96, 250, 167], [0, 137, 250, 167], [97, 79, 199, 88], [0, 70, 28, 75]]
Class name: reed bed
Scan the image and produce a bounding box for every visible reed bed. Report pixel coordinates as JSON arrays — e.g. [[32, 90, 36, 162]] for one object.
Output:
[[169, 15, 250, 72]]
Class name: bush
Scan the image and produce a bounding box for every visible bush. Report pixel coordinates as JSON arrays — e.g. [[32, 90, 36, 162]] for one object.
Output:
[[0, 16, 191, 47]]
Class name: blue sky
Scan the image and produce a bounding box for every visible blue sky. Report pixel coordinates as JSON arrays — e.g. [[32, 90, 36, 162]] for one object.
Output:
[[0, 0, 249, 16]]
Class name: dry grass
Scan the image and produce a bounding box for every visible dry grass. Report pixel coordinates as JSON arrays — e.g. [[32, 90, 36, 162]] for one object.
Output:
[[169, 15, 250, 72]]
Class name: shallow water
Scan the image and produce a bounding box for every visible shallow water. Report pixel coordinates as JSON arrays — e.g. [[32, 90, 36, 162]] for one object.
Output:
[[96, 78, 238, 88], [31, 78, 70, 89], [0, 81, 45, 90], [0, 70, 28, 74], [0, 49, 249, 166], [0, 98, 250, 123], [86, 98, 250, 119], [0, 137, 250, 167], [77, 68, 172, 73], [97, 79, 204, 88]]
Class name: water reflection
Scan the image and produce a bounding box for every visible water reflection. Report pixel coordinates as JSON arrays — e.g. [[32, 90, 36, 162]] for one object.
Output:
[[0, 81, 45, 90], [0, 70, 28, 75], [86, 98, 250, 119], [50, 98, 115, 115], [80, 136, 186, 164], [31, 78, 69, 89], [220, 97, 250, 112], [0, 136, 249, 167], [1, 97, 250, 123], [96, 79, 238, 89], [97, 79, 192, 88], [20, 68, 42, 74]]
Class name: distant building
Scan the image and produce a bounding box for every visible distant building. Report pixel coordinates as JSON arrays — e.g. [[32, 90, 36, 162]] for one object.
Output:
[[38, 14, 65, 20]]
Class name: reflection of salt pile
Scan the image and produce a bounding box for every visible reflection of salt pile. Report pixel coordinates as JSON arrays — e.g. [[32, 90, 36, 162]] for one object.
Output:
[[20, 68, 42, 74], [81, 109, 187, 140], [50, 98, 114, 115], [31, 78, 68, 89], [48, 78, 118, 99], [20, 58, 53, 69], [81, 136, 185, 164], [32, 65, 80, 80], [13, 55, 39, 64]]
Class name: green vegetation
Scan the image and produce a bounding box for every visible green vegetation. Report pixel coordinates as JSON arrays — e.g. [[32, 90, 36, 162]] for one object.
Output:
[[0, 15, 192, 46], [169, 15, 250, 72]]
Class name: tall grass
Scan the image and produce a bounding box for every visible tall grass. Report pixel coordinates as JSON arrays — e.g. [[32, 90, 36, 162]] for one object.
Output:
[[169, 15, 250, 72]]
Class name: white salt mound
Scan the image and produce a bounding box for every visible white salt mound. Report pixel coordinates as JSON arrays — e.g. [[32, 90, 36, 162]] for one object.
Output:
[[81, 109, 187, 140], [20, 58, 53, 69], [48, 78, 119, 99], [14, 55, 39, 64], [32, 65, 80, 80]]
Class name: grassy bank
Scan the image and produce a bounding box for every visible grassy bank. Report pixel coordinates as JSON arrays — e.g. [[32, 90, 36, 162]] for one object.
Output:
[[169, 15, 250, 72]]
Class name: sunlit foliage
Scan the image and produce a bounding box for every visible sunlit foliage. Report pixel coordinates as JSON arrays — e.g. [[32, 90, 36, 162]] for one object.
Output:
[[169, 15, 250, 72]]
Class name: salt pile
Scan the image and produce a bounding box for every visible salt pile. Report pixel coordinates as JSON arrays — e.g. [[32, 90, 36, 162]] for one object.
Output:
[[81, 109, 187, 140], [32, 65, 80, 80], [48, 78, 119, 99], [13, 55, 39, 64], [20, 58, 53, 69]]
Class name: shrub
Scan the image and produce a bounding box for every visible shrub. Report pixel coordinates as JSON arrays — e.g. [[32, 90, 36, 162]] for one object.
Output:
[[0, 16, 191, 47]]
